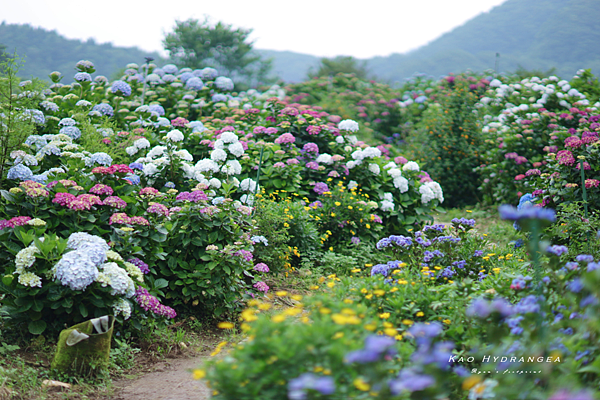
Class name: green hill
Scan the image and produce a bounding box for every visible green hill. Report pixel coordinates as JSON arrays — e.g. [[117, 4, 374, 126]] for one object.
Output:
[[0, 22, 163, 80]]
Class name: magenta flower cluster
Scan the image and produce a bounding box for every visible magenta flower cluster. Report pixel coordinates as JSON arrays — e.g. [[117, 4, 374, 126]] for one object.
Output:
[[0, 216, 32, 230], [134, 287, 177, 318], [253, 263, 270, 273], [89, 184, 114, 196], [128, 257, 150, 274], [147, 202, 169, 216], [176, 190, 208, 203], [274, 133, 296, 144]]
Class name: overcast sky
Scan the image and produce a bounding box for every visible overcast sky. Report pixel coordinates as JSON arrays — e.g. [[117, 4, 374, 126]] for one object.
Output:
[[2, 0, 508, 59]]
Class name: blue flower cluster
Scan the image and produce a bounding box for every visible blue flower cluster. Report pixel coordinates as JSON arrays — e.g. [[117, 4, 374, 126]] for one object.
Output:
[[25, 135, 48, 148], [451, 218, 475, 227], [111, 80, 132, 97], [376, 235, 412, 249], [215, 76, 234, 91], [212, 94, 228, 102], [148, 104, 165, 116], [179, 72, 194, 83], [91, 103, 114, 117], [288, 373, 335, 400], [499, 204, 555, 223], [423, 250, 444, 263], [251, 235, 269, 246], [162, 64, 178, 74], [7, 164, 33, 181], [201, 67, 218, 80], [189, 121, 206, 133], [345, 335, 396, 364], [90, 152, 113, 166], [74, 72, 92, 82], [185, 77, 204, 91], [59, 126, 81, 140], [423, 224, 446, 233]]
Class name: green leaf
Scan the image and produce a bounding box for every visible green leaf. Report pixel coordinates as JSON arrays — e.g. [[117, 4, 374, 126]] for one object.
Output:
[[154, 279, 169, 289], [2, 275, 14, 286], [28, 320, 46, 335], [79, 303, 88, 318]]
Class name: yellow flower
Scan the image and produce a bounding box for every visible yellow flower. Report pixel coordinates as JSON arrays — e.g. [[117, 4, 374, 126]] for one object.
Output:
[[326, 281, 335, 288], [373, 289, 385, 297], [343, 299, 353, 304], [351, 268, 361, 273], [329, 247, 333, 252], [384, 328, 397, 336], [365, 294, 373, 300], [276, 291, 288, 296], [462, 375, 482, 390], [217, 322, 234, 329], [241, 309, 258, 322], [466, 210, 472, 213], [333, 332, 344, 339], [319, 307, 332, 314], [443, 319, 451, 325], [120, 227, 134, 232], [335, 202, 341, 206], [284, 307, 303, 316], [365, 263, 373, 267], [360, 288, 368, 294], [379, 312, 390, 319], [402, 319, 414, 326], [395, 334, 403, 341], [192, 369, 206, 380], [272, 314, 286, 323], [354, 378, 370, 391], [291, 295, 303, 301], [323, 369, 331, 375], [348, 206, 353, 210], [389, 287, 399, 293], [310, 285, 319, 290], [416, 311, 424, 317], [366, 224, 371, 229]]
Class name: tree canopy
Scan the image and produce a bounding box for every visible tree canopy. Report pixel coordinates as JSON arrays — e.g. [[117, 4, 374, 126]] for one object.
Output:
[[308, 56, 369, 80], [163, 18, 274, 88]]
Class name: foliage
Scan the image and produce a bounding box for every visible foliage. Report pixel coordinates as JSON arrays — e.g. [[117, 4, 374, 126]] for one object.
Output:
[[308, 56, 369, 80], [163, 18, 273, 89]]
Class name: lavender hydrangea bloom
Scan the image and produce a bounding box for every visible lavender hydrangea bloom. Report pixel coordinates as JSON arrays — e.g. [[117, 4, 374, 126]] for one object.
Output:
[[499, 204, 556, 223], [467, 298, 492, 318], [389, 368, 435, 394], [576, 254, 594, 263], [91, 103, 114, 117], [54, 251, 99, 291], [128, 257, 150, 274], [185, 77, 204, 90], [111, 80, 132, 96], [162, 64, 178, 74], [74, 72, 92, 82], [77, 242, 108, 265], [148, 104, 165, 116], [567, 278, 584, 293], [7, 164, 33, 181], [90, 152, 113, 166], [178, 72, 194, 83], [59, 126, 81, 140], [547, 245, 569, 256], [200, 67, 218, 80], [212, 94, 228, 102], [215, 76, 234, 91], [345, 335, 396, 364], [67, 232, 109, 252], [371, 263, 392, 277], [313, 182, 329, 195], [129, 162, 144, 170], [451, 218, 475, 227], [288, 373, 335, 399]]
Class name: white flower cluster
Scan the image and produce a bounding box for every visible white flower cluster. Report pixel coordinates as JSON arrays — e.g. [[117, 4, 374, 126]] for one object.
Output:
[[380, 192, 395, 212], [240, 178, 258, 193], [316, 153, 333, 165], [420, 181, 444, 204], [14, 245, 42, 287], [113, 298, 132, 320], [368, 163, 381, 175], [347, 147, 382, 168], [55, 251, 99, 291], [338, 119, 360, 132], [96, 262, 135, 297], [402, 161, 420, 172], [166, 129, 184, 142], [124, 262, 144, 282]]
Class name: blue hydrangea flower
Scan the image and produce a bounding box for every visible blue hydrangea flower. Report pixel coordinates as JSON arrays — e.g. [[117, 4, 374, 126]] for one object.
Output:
[[67, 232, 109, 252], [111, 80, 132, 97], [189, 121, 206, 133], [75, 60, 95, 72], [37, 144, 61, 157], [91, 103, 114, 117], [288, 373, 335, 399], [7, 164, 33, 180], [371, 263, 391, 277], [153, 68, 165, 77], [54, 251, 99, 291], [389, 368, 435, 394], [40, 101, 59, 112], [25, 135, 48, 148], [22, 109, 45, 125], [251, 235, 269, 246], [215, 76, 234, 91], [59, 126, 82, 140], [179, 72, 194, 83], [162, 74, 176, 83], [78, 242, 108, 266], [90, 152, 113, 166], [200, 67, 218, 80], [94, 75, 108, 85], [74, 72, 92, 82], [212, 197, 225, 205], [148, 104, 165, 116], [162, 64, 178, 74], [59, 117, 77, 126], [185, 77, 204, 90], [124, 174, 140, 185], [211, 94, 228, 102], [30, 174, 48, 184], [128, 162, 144, 170], [127, 73, 144, 83]]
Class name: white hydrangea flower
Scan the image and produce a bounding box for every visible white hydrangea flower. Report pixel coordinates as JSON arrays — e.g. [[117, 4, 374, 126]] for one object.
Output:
[[195, 158, 220, 173], [420, 184, 436, 204], [67, 232, 109, 252], [174, 149, 193, 162], [126, 146, 138, 156], [316, 153, 333, 164], [228, 142, 244, 157], [346, 160, 357, 169], [211, 148, 227, 162], [351, 149, 364, 161], [123, 262, 144, 283], [402, 161, 420, 172], [380, 200, 395, 212], [209, 178, 221, 188], [362, 147, 382, 159], [181, 163, 196, 178], [393, 176, 409, 193], [347, 136, 358, 145], [18, 272, 42, 288], [166, 129, 184, 142], [99, 262, 135, 297], [335, 136, 344, 144], [15, 246, 38, 273], [134, 138, 150, 149], [348, 180, 358, 190], [368, 163, 380, 175], [147, 146, 166, 159], [223, 160, 242, 175], [382, 192, 394, 202], [387, 168, 402, 178], [338, 119, 359, 132], [113, 298, 132, 320], [143, 163, 159, 176], [220, 132, 238, 143], [240, 178, 257, 192], [240, 194, 255, 206], [213, 139, 225, 150], [106, 250, 123, 262], [383, 162, 397, 170], [424, 181, 444, 203]]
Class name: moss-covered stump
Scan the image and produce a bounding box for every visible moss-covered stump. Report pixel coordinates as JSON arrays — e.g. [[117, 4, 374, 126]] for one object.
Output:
[[51, 316, 115, 376]]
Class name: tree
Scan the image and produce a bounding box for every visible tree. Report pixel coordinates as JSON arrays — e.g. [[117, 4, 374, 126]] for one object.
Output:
[[163, 18, 273, 88], [308, 56, 369, 80]]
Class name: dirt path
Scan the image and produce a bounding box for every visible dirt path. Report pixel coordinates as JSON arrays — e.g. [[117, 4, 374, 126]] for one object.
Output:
[[111, 355, 211, 400]]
